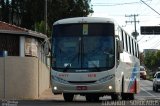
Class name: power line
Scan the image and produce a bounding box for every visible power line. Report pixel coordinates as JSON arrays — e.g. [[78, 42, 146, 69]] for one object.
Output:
[[146, 35, 156, 42], [142, 35, 160, 49], [138, 35, 145, 42], [150, 40, 160, 49], [140, 0, 160, 16], [93, 2, 140, 6], [137, 0, 153, 17], [92, 0, 152, 6]]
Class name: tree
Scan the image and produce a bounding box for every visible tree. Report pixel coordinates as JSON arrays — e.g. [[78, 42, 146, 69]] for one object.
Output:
[[11, 0, 15, 24], [139, 52, 144, 65], [1, 0, 93, 36], [20, 0, 43, 29], [0, 0, 4, 20], [1, 0, 10, 22], [47, 0, 93, 32], [35, 21, 45, 34], [156, 51, 160, 68], [144, 51, 156, 70], [144, 50, 160, 72]]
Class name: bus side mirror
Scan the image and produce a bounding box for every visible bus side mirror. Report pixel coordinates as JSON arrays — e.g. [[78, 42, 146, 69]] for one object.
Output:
[[117, 40, 123, 53], [44, 42, 50, 55]]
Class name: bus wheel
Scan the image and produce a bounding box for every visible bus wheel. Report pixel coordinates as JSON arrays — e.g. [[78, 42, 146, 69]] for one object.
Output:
[[155, 86, 158, 92], [122, 93, 134, 100], [63, 93, 74, 102], [111, 93, 121, 100], [121, 93, 126, 100], [128, 93, 134, 100], [153, 86, 155, 91]]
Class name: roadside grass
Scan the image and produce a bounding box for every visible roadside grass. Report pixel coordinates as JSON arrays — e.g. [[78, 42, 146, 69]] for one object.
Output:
[[146, 75, 153, 81]]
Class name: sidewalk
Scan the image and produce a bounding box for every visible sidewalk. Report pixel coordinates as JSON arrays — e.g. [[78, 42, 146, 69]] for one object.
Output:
[[39, 88, 63, 100]]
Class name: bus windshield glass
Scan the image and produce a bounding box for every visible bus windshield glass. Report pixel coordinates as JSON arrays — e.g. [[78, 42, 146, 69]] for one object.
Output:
[[52, 23, 115, 72]]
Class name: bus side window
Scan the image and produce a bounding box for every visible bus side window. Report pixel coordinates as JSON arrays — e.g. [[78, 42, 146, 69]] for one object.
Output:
[[116, 40, 120, 60], [125, 33, 128, 52], [121, 30, 124, 49]]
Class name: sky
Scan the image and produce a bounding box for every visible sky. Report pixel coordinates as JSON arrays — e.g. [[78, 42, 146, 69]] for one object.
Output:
[[90, 0, 160, 52]]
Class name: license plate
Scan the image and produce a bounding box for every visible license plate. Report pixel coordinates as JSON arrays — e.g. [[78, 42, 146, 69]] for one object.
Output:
[[76, 86, 87, 90]]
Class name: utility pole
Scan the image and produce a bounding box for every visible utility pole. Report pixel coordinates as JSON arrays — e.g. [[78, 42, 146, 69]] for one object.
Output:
[[125, 14, 139, 39]]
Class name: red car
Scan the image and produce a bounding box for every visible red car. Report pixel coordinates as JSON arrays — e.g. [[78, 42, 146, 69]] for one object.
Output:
[[140, 66, 147, 80]]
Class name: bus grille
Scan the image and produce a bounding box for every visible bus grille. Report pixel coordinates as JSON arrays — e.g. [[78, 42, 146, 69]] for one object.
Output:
[[68, 81, 96, 84]]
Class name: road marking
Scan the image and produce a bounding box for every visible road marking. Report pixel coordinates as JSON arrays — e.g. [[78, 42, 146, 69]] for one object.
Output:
[[141, 87, 156, 97]]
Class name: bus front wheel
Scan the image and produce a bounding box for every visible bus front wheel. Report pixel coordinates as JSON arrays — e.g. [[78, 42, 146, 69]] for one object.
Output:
[[111, 93, 121, 100], [121, 93, 134, 100]]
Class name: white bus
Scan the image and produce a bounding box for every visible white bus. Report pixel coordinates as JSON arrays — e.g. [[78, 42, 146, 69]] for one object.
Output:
[[51, 17, 140, 102]]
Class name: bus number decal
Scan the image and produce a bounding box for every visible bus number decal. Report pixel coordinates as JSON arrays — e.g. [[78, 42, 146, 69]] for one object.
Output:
[[83, 24, 88, 35], [88, 73, 96, 78], [58, 74, 69, 77]]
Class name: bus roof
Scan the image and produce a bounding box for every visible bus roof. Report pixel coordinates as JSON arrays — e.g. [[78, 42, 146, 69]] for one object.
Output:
[[53, 17, 115, 25]]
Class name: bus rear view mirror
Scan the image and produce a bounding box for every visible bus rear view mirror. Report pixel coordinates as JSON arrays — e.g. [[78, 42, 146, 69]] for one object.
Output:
[[44, 42, 50, 55], [115, 35, 123, 53], [118, 40, 123, 53]]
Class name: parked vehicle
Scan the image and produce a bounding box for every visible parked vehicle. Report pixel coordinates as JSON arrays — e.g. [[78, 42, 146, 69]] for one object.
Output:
[[140, 66, 147, 80], [153, 71, 160, 92]]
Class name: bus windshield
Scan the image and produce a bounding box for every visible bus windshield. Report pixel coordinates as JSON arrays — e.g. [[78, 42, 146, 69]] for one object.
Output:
[[52, 23, 115, 72]]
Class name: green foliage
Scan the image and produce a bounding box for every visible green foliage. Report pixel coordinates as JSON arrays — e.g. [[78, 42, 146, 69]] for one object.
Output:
[[35, 21, 45, 34], [35, 21, 51, 36], [1, 0, 93, 36], [20, 0, 45, 29], [144, 50, 160, 70], [47, 0, 93, 30], [0, 0, 9, 22], [139, 53, 144, 65]]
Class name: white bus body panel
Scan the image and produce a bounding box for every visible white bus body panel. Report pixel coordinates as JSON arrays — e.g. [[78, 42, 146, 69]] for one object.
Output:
[[51, 17, 140, 95], [51, 68, 117, 94]]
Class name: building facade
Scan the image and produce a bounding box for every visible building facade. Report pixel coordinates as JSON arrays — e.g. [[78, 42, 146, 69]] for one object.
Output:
[[0, 21, 50, 99]]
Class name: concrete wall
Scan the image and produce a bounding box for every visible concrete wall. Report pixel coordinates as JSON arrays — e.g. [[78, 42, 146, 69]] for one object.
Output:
[[0, 57, 50, 100], [38, 60, 50, 97], [0, 58, 4, 98]]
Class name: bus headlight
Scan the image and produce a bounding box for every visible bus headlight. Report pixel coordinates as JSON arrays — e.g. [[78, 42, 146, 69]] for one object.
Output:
[[96, 74, 114, 83], [52, 76, 69, 84], [109, 85, 113, 90], [54, 86, 58, 90]]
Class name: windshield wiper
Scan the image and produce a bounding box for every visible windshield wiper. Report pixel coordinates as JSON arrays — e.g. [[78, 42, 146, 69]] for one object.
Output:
[[63, 54, 78, 72], [63, 63, 71, 72]]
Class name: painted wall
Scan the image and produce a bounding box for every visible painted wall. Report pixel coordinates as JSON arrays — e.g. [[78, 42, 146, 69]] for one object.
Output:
[[0, 57, 50, 99], [0, 58, 4, 98]]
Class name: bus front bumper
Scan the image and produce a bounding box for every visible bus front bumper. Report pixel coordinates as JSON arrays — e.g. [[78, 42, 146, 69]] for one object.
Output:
[[51, 79, 116, 94]]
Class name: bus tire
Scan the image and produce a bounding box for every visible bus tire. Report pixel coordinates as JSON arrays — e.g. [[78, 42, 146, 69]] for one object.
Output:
[[111, 93, 121, 100], [153, 86, 155, 91], [155, 86, 158, 92], [122, 76, 124, 93], [121, 93, 127, 100], [122, 93, 134, 100], [63, 93, 74, 102], [121, 76, 127, 100], [130, 93, 134, 100]]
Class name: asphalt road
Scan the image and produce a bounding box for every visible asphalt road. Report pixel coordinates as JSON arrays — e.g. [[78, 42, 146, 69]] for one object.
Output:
[[135, 79, 160, 100], [1, 80, 160, 106]]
